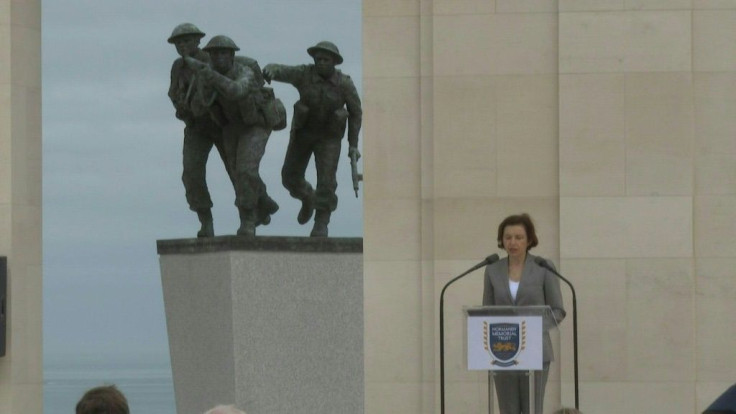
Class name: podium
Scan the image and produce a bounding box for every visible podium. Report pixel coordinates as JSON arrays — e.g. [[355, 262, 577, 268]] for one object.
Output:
[[464, 306, 561, 414]]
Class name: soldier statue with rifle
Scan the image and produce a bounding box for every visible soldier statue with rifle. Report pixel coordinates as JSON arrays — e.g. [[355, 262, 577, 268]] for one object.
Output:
[[263, 41, 362, 237]]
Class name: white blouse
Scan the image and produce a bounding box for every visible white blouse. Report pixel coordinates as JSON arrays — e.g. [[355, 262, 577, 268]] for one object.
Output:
[[509, 279, 520, 302]]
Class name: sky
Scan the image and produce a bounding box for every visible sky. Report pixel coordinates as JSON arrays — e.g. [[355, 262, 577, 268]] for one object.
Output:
[[42, 0, 363, 365]]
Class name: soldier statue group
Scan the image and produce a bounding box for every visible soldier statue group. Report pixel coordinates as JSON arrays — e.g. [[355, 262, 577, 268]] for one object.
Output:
[[167, 23, 362, 238]]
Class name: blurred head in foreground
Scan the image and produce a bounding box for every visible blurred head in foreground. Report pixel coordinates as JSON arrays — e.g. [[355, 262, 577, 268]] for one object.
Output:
[[76, 385, 129, 414]]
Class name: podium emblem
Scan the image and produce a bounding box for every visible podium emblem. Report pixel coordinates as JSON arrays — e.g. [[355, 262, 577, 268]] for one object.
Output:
[[484, 321, 526, 367]]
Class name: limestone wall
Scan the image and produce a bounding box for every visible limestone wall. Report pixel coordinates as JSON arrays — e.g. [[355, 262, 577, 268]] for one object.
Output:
[[0, 0, 43, 413], [363, 1, 736, 413]]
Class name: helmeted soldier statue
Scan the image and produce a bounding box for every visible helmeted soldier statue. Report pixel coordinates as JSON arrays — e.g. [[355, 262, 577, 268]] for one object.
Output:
[[167, 23, 231, 238], [263, 41, 362, 237], [187, 35, 282, 237]]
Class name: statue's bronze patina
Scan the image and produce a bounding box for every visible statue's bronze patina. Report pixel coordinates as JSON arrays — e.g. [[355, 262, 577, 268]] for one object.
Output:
[[168, 27, 360, 238], [167, 23, 226, 238], [263, 41, 362, 237]]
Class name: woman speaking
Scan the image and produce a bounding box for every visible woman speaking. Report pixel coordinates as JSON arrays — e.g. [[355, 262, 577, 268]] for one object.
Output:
[[482, 213, 566, 414]]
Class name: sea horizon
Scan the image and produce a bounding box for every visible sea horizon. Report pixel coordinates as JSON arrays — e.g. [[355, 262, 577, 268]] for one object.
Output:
[[44, 352, 176, 414]]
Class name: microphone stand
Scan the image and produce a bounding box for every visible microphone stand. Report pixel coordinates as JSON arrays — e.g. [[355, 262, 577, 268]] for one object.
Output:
[[439, 254, 499, 414], [534, 257, 579, 410]]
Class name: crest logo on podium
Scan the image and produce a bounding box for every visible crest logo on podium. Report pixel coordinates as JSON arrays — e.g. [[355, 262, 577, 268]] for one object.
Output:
[[483, 321, 526, 367]]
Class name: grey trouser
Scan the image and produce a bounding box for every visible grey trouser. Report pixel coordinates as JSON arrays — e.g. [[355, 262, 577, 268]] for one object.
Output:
[[493, 363, 550, 414], [222, 123, 270, 210], [281, 128, 342, 212], [182, 117, 226, 211]]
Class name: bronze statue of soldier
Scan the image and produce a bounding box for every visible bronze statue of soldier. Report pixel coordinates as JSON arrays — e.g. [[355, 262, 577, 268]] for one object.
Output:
[[263, 41, 362, 237], [167, 23, 231, 238], [187, 35, 282, 237]]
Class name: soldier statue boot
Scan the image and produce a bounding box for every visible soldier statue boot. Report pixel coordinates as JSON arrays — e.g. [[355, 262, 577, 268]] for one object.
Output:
[[256, 195, 280, 226], [297, 194, 315, 225], [237, 207, 257, 237], [310, 209, 330, 237], [196, 208, 214, 238]]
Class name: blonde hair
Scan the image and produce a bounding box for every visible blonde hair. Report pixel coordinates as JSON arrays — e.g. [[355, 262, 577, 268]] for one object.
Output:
[[204, 405, 246, 414]]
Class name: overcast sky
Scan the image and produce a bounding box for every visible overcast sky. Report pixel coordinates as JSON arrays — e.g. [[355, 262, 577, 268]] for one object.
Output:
[[42, 0, 363, 365]]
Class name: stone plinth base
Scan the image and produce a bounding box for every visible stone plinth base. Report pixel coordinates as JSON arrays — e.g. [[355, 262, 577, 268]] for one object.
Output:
[[157, 236, 363, 414]]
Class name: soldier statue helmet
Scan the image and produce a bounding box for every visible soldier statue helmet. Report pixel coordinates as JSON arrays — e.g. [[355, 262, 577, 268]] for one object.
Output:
[[307, 41, 343, 65], [201, 35, 240, 74], [167, 23, 205, 44], [203, 35, 241, 51]]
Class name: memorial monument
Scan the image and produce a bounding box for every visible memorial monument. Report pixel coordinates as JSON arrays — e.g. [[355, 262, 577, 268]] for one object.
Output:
[[168, 25, 361, 239], [159, 24, 363, 414]]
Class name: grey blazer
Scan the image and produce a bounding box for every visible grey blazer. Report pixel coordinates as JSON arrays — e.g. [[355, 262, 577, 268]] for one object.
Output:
[[482, 253, 566, 362]]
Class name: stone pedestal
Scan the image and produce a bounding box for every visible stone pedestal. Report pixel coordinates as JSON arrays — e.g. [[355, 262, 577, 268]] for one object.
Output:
[[157, 236, 363, 414]]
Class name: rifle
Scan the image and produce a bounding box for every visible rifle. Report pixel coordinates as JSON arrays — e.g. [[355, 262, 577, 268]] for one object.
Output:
[[182, 56, 208, 104], [182, 56, 218, 107], [350, 150, 363, 198], [183, 55, 208, 71]]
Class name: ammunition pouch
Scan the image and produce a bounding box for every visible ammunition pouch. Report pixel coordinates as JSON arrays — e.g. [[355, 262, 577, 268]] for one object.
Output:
[[258, 87, 287, 131], [327, 107, 349, 139], [291, 101, 310, 132]]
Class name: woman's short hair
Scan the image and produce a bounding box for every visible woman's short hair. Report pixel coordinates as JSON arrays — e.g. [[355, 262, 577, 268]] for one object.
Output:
[[496, 213, 539, 250], [76, 385, 129, 414]]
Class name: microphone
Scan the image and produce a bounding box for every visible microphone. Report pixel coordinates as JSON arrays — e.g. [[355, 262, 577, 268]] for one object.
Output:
[[533, 256, 580, 410], [472, 254, 501, 272], [485, 253, 501, 264], [439, 253, 499, 414], [533, 256, 554, 271]]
